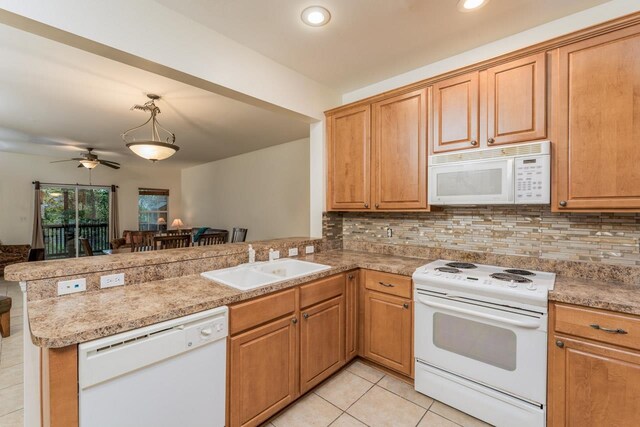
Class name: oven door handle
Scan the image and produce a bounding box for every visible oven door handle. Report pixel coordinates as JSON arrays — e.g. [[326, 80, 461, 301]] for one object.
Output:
[[417, 297, 542, 329]]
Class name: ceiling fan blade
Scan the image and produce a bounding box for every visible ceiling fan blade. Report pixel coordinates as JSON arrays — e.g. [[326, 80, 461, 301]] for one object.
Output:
[[70, 157, 85, 161], [77, 164, 83, 168], [100, 161, 120, 170], [99, 159, 121, 166], [50, 159, 76, 163]]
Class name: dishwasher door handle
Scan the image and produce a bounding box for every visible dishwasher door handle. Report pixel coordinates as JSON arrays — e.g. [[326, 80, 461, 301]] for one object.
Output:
[[417, 297, 542, 329]]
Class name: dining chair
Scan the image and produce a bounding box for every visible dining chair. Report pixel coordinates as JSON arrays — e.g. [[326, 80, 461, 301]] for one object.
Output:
[[79, 237, 94, 256], [167, 229, 190, 236], [231, 227, 248, 243], [154, 235, 191, 250], [131, 233, 156, 252], [196, 233, 226, 246]]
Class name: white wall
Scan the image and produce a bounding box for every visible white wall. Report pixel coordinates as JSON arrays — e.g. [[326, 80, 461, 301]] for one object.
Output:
[[0, 151, 181, 244], [181, 138, 310, 241], [343, 0, 640, 103]]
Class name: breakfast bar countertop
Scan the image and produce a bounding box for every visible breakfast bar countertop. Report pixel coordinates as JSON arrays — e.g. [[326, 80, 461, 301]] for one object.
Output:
[[25, 250, 427, 348]]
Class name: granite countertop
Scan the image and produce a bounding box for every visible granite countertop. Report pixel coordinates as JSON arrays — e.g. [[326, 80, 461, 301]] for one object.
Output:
[[26, 250, 427, 348], [550, 275, 640, 316]]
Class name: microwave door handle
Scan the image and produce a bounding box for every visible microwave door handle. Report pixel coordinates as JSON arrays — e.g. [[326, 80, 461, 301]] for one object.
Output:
[[416, 297, 541, 329]]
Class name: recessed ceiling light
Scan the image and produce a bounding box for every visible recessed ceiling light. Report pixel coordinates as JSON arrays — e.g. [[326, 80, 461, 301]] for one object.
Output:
[[457, 0, 490, 12], [301, 6, 331, 27]]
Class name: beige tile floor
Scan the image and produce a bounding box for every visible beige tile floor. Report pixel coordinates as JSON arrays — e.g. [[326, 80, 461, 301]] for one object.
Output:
[[263, 361, 490, 427], [0, 277, 24, 426]]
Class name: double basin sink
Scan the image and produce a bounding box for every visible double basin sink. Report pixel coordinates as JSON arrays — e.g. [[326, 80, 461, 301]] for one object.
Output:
[[201, 259, 331, 290]]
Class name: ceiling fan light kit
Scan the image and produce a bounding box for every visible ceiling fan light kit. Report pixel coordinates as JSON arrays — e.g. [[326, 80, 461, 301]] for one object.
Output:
[[122, 94, 179, 162]]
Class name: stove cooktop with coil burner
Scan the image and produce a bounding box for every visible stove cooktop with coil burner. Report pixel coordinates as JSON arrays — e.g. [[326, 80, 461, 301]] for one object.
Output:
[[413, 260, 556, 309]]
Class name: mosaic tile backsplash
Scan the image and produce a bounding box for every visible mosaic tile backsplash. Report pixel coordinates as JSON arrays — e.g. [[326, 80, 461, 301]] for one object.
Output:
[[327, 207, 640, 267]]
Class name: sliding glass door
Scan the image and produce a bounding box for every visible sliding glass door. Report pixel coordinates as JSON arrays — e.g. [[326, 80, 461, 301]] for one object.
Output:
[[41, 185, 110, 259]]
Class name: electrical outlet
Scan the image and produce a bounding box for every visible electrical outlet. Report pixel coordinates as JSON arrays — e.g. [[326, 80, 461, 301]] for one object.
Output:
[[57, 278, 86, 296], [305, 245, 315, 254], [288, 248, 299, 257], [100, 273, 125, 289]]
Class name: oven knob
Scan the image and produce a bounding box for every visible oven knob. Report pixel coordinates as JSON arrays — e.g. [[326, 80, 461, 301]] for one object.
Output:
[[508, 280, 518, 288], [526, 283, 537, 291]]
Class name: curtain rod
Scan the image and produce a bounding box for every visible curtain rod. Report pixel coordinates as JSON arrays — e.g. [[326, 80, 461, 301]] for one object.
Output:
[[32, 181, 119, 189]]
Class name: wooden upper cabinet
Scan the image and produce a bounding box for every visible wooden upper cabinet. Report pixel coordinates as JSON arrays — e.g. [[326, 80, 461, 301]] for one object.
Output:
[[432, 71, 479, 153], [486, 52, 546, 146], [553, 24, 640, 211], [327, 105, 371, 210], [372, 88, 428, 210]]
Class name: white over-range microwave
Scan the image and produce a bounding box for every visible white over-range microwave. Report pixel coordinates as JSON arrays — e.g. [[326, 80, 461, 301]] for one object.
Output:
[[428, 141, 550, 206]]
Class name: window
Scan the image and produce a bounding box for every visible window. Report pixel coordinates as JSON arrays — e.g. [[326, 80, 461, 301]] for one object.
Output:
[[138, 188, 169, 231]]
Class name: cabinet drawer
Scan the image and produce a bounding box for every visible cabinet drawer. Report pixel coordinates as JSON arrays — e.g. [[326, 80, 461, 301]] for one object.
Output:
[[554, 303, 640, 351], [365, 270, 411, 298], [229, 289, 296, 335], [300, 274, 345, 309]]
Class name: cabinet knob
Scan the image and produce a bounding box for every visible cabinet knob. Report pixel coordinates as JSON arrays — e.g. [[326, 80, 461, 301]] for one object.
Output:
[[348, 274, 354, 280], [303, 313, 310, 320], [403, 303, 409, 309], [555, 340, 564, 348], [364, 203, 369, 208], [470, 140, 478, 146], [291, 318, 298, 324], [559, 200, 567, 207], [487, 138, 495, 144], [375, 203, 379, 208]]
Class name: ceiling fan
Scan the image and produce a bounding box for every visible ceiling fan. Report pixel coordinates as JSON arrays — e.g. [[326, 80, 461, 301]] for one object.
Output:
[[50, 148, 121, 170]]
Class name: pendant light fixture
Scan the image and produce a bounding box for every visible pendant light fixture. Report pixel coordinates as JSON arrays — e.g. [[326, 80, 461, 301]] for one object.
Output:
[[122, 94, 179, 162]]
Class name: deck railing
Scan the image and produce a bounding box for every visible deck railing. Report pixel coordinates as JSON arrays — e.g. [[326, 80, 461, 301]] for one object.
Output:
[[43, 222, 109, 258]]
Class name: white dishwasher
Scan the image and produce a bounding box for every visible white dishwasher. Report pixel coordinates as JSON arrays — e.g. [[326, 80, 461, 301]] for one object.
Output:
[[78, 306, 228, 427]]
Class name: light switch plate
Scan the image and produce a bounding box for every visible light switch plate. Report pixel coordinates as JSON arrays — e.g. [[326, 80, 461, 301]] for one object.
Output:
[[305, 245, 315, 254], [288, 248, 299, 257], [58, 278, 86, 296], [101, 273, 125, 289]]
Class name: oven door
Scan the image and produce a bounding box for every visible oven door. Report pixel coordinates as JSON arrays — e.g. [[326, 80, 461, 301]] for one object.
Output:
[[414, 291, 547, 404], [428, 158, 514, 205]]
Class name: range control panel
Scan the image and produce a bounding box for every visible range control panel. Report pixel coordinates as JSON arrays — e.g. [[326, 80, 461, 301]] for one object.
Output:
[[515, 156, 550, 204]]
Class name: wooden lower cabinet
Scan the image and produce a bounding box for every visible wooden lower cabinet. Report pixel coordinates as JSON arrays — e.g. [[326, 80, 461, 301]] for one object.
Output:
[[548, 303, 640, 426], [228, 316, 298, 427], [363, 289, 412, 376], [345, 271, 358, 361], [300, 295, 345, 393]]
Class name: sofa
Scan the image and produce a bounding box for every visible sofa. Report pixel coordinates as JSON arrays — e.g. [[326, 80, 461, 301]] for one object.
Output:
[[0, 244, 30, 276]]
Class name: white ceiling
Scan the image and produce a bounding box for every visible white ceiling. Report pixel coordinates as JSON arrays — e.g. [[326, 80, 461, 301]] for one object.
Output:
[[0, 23, 309, 167], [155, 0, 611, 92]]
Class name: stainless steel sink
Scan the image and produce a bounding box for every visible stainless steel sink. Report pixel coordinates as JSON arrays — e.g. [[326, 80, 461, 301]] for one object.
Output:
[[201, 259, 331, 290]]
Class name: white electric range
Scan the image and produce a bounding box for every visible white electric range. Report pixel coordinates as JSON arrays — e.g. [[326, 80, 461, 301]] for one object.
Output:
[[412, 260, 556, 427]]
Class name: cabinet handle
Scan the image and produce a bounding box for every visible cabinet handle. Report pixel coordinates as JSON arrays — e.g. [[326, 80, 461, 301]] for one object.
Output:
[[403, 303, 409, 309], [378, 281, 395, 288], [590, 324, 627, 334], [291, 318, 298, 324], [470, 140, 478, 146], [487, 138, 495, 144], [555, 340, 564, 348], [303, 313, 310, 320], [364, 203, 369, 208], [559, 200, 567, 207]]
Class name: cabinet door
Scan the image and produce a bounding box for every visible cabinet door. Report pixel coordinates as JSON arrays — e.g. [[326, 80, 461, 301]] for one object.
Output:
[[327, 105, 371, 210], [345, 272, 358, 361], [432, 71, 479, 153], [300, 295, 345, 393], [229, 316, 298, 427], [549, 335, 640, 427], [553, 25, 640, 211], [372, 88, 428, 210], [363, 290, 412, 376], [486, 52, 546, 146]]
